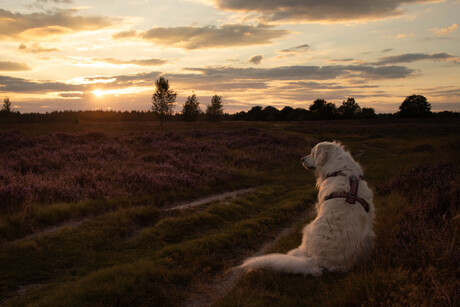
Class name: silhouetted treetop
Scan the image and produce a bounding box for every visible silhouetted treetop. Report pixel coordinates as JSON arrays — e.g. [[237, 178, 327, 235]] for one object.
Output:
[[398, 94, 431, 118], [338, 97, 361, 119], [181, 93, 201, 124], [2, 97, 12, 113], [206, 95, 224, 122], [309, 99, 338, 120], [151, 77, 177, 126]]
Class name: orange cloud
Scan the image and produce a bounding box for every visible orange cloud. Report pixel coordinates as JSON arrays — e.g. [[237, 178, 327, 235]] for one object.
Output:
[[91, 58, 168, 66], [0, 61, 31, 71], [430, 23, 458, 36], [0, 8, 113, 40], [18, 43, 60, 53]]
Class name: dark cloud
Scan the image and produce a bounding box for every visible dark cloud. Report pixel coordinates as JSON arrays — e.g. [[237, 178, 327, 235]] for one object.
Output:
[[279, 43, 310, 53], [58, 92, 83, 98], [112, 30, 137, 39], [82, 71, 161, 89], [185, 64, 414, 80], [214, 0, 434, 22], [0, 61, 31, 71], [374, 53, 459, 65], [248, 55, 264, 64], [0, 71, 162, 94], [328, 58, 357, 63], [18, 43, 60, 53], [0, 8, 113, 39], [416, 86, 460, 98], [91, 58, 168, 66], [113, 24, 290, 49], [280, 81, 378, 90], [166, 72, 269, 91], [382, 48, 393, 53], [0, 75, 81, 92]]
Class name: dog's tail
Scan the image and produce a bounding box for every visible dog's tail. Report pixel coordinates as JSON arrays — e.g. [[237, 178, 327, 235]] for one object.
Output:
[[239, 253, 323, 276]]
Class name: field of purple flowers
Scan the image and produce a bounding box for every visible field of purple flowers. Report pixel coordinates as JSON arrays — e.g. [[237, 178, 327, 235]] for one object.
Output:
[[0, 119, 458, 306], [0, 128, 305, 213]]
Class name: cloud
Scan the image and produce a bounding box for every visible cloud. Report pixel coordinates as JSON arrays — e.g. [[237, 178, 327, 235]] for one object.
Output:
[[185, 64, 414, 80], [0, 8, 113, 40], [248, 55, 264, 64], [113, 24, 290, 49], [32, 0, 74, 4], [91, 58, 168, 66], [18, 43, 60, 53], [112, 30, 137, 39], [81, 71, 161, 89], [279, 81, 378, 90], [278, 43, 310, 53], [0, 61, 31, 71], [374, 53, 460, 65], [0, 75, 81, 92], [395, 32, 414, 39], [430, 23, 458, 36], [0, 71, 161, 95], [58, 92, 83, 98], [0, 62, 414, 106], [29, 0, 74, 9], [327, 58, 368, 65], [213, 0, 434, 23]]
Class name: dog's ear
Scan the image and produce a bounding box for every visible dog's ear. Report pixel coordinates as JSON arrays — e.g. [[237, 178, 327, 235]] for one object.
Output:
[[315, 143, 333, 166]]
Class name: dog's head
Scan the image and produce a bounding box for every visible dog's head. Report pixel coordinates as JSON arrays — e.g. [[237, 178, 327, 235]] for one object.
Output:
[[302, 141, 344, 173]]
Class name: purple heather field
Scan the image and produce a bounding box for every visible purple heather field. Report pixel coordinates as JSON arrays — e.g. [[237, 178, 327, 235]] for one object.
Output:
[[0, 128, 305, 213]]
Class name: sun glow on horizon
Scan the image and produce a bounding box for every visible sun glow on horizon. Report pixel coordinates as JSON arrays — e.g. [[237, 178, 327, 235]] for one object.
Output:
[[92, 89, 104, 97], [91, 87, 145, 98]]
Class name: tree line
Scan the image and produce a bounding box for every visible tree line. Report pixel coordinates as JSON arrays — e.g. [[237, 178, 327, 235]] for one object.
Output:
[[1, 77, 458, 124]]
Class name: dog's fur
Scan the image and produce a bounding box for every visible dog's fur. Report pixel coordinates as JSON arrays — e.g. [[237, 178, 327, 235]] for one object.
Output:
[[239, 141, 375, 276]]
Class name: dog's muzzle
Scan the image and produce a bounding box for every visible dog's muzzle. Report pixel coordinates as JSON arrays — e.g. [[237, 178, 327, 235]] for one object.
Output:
[[302, 156, 315, 170]]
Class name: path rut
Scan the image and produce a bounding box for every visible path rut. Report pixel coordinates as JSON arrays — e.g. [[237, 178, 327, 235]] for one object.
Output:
[[6, 187, 258, 247]]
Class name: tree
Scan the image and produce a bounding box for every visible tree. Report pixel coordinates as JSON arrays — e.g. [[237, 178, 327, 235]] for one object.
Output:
[[398, 94, 431, 118], [206, 95, 224, 122], [151, 77, 177, 126], [278, 106, 295, 121], [361, 107, 376, 119], [181, 93, 201, 124], [262, 106, 279, 121], [2, 97, 12, 113], [338, 97, 361, 119], [246, 106, 264, 121], [309, 99, 338, 120]]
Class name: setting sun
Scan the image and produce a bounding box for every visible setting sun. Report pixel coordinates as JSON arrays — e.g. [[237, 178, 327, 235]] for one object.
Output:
[[92, 89, 104, 97]]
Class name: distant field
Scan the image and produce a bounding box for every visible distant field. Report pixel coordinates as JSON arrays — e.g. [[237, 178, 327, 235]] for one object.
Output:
[[0, 119, 458, 306]]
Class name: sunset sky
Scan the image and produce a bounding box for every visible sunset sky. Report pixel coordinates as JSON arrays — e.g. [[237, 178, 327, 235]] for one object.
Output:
[[1, 0, 459, 113]]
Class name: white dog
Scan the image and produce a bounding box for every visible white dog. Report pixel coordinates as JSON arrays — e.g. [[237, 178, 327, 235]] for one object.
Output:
[[239, 141, 375, 276]]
